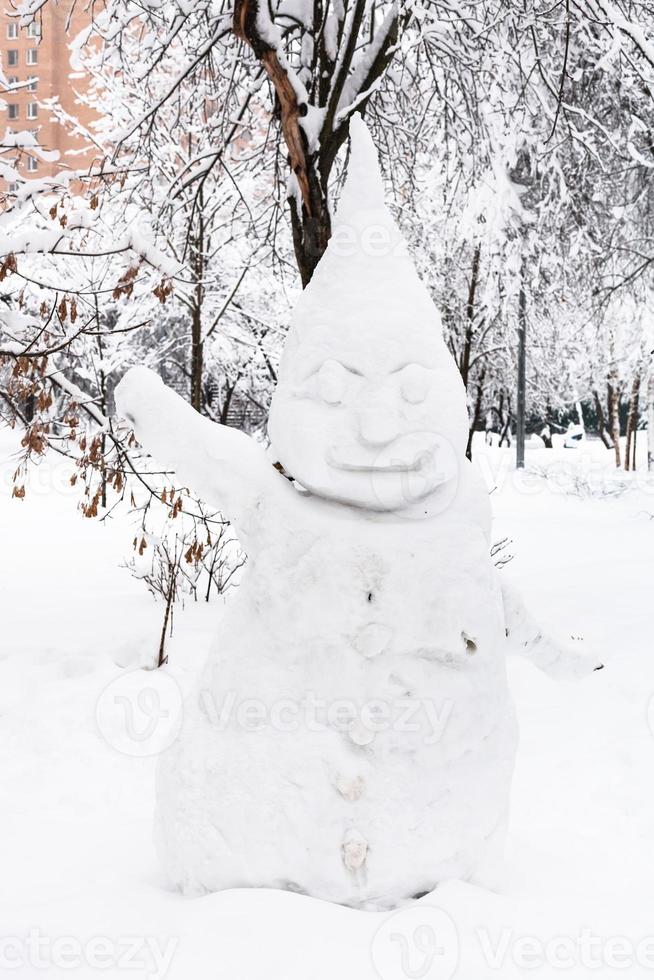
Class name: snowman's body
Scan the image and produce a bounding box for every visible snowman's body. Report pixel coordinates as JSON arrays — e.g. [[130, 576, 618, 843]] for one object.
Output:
[[116, 116, 595, 910], [154, 460, 516, 907]]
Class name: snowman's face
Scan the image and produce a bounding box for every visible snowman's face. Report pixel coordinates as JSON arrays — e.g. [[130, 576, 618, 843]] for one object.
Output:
[[268, 331, 465, 512]]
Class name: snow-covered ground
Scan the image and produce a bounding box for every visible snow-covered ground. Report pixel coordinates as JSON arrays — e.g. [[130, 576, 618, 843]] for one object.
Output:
[[2, 426, 654, 979]]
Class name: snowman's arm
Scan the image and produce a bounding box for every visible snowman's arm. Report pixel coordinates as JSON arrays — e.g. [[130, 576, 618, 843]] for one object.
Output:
[[501, 578, 604, 679], [114, 367, 288, 531]]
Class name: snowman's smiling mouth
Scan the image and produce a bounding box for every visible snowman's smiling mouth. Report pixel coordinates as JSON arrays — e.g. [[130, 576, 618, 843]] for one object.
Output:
[[327, 446, 436, 473]]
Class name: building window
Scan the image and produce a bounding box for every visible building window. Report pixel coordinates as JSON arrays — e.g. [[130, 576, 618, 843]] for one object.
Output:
[[8, 103, 19, 120], [27, 76, 37, 92], [8, 76, 18, 86], [27, 156, 38, 172], [27, 102, 38, 119], [26, 48, 37, 65], [7, 49, 18, 66], [7, 182, 18, 193], [7, 23, 18, 39], [27, 23, 40, 38]]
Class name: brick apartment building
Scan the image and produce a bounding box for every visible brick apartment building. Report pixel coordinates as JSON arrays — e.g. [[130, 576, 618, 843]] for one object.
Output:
[[1, 0, 95, 192]]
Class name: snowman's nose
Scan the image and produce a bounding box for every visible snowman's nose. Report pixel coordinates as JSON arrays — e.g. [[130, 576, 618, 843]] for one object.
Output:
[[356, 392, 400, 446]]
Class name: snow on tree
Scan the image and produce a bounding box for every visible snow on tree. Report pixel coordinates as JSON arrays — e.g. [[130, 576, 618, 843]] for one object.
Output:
[[6, 0, 654, 457]]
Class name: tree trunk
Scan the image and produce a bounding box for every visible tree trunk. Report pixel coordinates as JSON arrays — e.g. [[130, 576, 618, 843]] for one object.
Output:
[[95, 298, 108, 508], [500, 413, 512, 448], [234, 0, 400, 287], [289, 178, 333, 288], [220, 374, 242, 425], [624, 376, 640, 471], [648, 366, 654, 472], [466, 367, 485, 461], [190, 303, 203, 413], [190, 205, 205, 412], [608, 374, 621, 468], [234, 0, 340, 285], [575, 399, 585, 435], [499, 392, 513, 448], [593, 388, 613, 449], [460, 243, 481, 389], [516, 270, 527, 468], [632, 416, 638, 470], [158, 577, 175, 668]]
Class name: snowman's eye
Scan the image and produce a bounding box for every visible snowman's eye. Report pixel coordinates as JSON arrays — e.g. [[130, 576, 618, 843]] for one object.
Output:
[[399, 364, 430, 404], [317, 359, 350, 405]]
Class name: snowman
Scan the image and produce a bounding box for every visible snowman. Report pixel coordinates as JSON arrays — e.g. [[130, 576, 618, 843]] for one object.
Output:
[[115, 116, 600, 910]]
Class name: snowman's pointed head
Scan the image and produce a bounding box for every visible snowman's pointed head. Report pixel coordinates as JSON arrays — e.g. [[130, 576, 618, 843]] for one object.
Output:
[[268, 115, 469, 513]]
